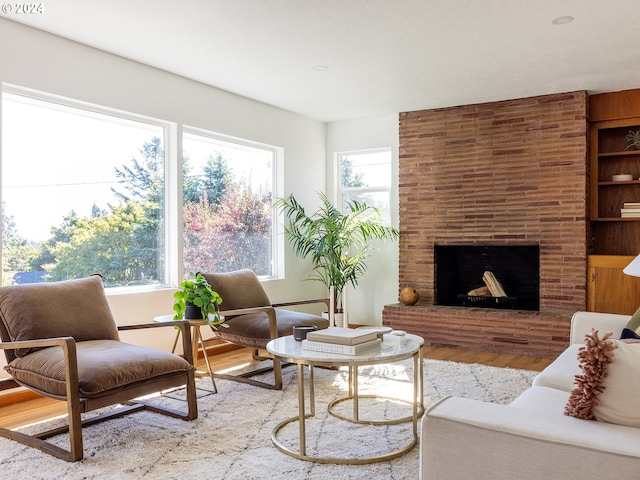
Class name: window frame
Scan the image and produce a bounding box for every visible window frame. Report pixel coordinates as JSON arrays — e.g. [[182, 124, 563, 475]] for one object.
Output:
[[1, 85, 285, 290], [181, 126, 283, 281], [1, 85, 174, 291], [335, 147, 393, 224]]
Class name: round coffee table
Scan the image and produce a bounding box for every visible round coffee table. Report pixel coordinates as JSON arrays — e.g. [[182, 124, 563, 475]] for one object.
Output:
[[266, 332, 424, 464]]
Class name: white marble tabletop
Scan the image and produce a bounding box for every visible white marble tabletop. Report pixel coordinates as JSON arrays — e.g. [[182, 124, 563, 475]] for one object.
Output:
[[267, 332, 423, 367]]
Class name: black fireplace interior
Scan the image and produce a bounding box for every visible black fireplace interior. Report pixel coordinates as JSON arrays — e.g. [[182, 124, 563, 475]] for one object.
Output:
[[435, 245, 540, 311]]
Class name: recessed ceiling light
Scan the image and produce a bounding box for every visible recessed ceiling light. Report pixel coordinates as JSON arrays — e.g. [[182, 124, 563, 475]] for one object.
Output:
[[313, 65, 328, 72], [552, 16, 574, 25]]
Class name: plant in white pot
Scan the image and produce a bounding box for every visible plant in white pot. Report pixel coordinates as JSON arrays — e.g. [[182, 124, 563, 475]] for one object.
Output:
[[275, 192, 399, 327]]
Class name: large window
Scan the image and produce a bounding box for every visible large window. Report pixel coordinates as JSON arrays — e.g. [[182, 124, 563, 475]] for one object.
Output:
[[1, 88, 168, 287], [182, 129, 277, 278], [337, 148, 392, 224], [1, 87, 282, 288]]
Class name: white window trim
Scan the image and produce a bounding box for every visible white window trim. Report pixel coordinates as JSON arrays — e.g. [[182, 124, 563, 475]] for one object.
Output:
[[335, 147, 393, 214]]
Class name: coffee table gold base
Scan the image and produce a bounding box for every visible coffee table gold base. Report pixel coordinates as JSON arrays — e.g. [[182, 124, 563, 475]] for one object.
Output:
[[271, 416, 417, 464], [328, 357, 424, 425], [271, 351, 422, 464], [328, 394, 424, 425]]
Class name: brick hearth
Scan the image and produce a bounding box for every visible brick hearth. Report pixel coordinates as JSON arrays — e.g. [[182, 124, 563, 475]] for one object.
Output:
[[383, 91, 589, 357]]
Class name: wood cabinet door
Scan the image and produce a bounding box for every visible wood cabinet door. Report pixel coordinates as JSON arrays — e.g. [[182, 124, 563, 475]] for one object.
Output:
[[588, 255, 640, 314]]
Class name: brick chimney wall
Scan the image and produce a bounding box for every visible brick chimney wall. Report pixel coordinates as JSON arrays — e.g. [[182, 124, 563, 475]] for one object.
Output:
[[383, 91, 589, 357]]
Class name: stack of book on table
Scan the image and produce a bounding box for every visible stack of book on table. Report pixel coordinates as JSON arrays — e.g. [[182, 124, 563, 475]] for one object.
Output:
[[621, 202, 640, 218], [302, 327, 382, 355]]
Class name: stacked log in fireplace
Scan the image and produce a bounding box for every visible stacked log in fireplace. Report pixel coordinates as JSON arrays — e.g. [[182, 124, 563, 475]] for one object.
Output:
[[458, 271, 517, 309]]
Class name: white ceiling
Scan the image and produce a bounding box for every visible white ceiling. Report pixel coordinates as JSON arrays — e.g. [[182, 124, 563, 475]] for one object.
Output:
[[3, 0, 640, 122]]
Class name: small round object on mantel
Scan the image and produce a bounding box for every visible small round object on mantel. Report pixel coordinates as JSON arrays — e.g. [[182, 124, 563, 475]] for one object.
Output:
[[399, 286, 419, 305]]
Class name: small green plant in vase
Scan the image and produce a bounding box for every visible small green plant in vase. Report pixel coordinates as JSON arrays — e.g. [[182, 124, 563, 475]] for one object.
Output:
[[173, 272, 225, 329]]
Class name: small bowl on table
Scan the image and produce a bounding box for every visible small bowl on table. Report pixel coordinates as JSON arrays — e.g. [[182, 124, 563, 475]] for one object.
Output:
[[293, 325, 318, 341]]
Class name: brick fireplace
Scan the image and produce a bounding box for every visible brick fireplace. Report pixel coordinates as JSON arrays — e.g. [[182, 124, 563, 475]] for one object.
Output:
[[435, 244, 540, 311], [383, 91, 589, 357]]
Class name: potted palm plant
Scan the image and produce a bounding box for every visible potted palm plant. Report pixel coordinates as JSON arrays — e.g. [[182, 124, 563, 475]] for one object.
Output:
[[173, 272, 224, 328], [274, 192, 399, 326]]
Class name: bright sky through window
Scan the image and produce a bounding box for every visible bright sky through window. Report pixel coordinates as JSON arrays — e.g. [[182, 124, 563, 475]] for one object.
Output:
[[2, 93, 163, 242]]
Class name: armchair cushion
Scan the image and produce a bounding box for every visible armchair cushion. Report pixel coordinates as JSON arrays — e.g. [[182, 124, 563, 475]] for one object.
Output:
[[197, 269, 328, 389], [5, 339, 192, 398], [199, 270, 271, 311], [0, 275, 119, 359], [219, 309, 329, 349]]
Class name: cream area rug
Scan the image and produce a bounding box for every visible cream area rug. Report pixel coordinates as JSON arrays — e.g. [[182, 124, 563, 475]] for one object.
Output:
[[0, 359, 537, 480]]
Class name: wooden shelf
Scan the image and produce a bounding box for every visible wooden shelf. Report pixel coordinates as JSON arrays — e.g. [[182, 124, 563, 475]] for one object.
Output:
[[599, 150, 640, 157], [591, 115, 640, 241], [598, 180, 640, 185]]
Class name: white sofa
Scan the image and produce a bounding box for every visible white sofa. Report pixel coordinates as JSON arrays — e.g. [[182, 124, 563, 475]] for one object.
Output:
[[420, 311, 640, 480]]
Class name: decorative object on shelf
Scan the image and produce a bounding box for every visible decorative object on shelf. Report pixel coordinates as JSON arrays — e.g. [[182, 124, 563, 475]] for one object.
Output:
[[274, 192, 399, 327], [625, 129, 640, 150], [173, 272, 224, 328], [399, 286, 419, 305], [621, 202, 640, 218], [612, 174, 634, 182]]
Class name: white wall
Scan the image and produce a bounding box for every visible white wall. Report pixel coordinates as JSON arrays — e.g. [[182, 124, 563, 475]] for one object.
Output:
[[325, 114, 400, 325], [0, 19, 328, 375]]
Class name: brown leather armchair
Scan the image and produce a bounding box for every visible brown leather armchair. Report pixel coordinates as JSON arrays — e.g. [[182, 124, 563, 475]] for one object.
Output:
[[200, 269, 329, 389], [0, 275, 198, 462]]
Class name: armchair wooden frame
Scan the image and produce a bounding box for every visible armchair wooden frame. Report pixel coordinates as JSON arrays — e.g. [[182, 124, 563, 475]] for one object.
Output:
[[213, 298, 330, 390], [0, 320, 198, 462]]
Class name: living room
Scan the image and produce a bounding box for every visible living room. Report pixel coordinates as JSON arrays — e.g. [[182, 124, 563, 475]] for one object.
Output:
[[4, 2, 640, 339], [2, 2, 640, 478]]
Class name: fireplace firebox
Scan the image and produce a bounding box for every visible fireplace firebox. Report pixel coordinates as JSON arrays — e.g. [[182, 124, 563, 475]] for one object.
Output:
[[435, 245, 540, 311]]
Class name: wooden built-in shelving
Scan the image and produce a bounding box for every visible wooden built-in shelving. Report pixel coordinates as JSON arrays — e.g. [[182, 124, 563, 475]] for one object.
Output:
[[588, 89, 640, 314], [590, 113, 640, 255]]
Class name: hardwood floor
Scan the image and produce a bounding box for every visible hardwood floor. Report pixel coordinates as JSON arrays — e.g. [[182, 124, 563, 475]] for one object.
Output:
[[422, 346, 554, 371], [0, 345, 554, 431]]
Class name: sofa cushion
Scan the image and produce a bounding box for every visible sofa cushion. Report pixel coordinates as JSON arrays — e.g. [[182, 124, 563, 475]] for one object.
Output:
[[625, 306, 640, 332], [620, 327, 640, 339], [532, 343, 582, 392], [0, 275, 119, 359], [5, 339, 192, 398], [592, 338, 640, 427], [510, 385, 572, 414], [565, 329, 640, 427]]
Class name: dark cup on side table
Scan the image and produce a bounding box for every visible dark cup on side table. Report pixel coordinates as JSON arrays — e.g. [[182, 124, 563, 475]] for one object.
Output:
[[293, 325, 318, 341]]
